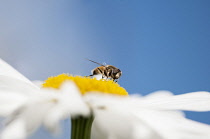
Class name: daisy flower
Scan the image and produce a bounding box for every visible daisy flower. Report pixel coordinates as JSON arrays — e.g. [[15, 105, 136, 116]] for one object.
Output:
[[0, 59, 210, 139]]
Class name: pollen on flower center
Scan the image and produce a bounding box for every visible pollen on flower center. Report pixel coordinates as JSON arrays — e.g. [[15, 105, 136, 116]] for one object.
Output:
[[42, 74, 128, 96]]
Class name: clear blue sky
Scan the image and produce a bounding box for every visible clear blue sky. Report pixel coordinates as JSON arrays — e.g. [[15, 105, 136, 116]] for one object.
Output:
[[0, 1, 210, 139]]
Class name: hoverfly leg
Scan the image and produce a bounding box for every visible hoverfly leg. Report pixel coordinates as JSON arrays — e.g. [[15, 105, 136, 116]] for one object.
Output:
[[85, 75, 93, 77], [102, 74, 107, 79]]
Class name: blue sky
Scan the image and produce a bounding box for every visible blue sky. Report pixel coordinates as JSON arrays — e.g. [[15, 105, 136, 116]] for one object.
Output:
[[0, 0, 210, 138]]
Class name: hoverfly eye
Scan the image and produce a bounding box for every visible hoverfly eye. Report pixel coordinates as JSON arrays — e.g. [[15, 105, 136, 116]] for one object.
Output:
[[113, 69, 120, 74]]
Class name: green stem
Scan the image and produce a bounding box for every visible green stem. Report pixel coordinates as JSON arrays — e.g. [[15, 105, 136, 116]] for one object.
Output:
[[71, 115, 94, 139]]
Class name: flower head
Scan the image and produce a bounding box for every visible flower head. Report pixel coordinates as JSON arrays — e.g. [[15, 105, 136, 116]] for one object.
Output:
[[42, 74, 128, 96], [1, 58, 210, 139]]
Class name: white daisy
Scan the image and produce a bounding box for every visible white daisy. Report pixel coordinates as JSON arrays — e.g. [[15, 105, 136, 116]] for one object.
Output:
[[0, 58, 210, 139]]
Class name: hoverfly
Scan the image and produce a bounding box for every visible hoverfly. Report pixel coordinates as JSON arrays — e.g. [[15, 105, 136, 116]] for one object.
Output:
[[87, 59, 122, 82]]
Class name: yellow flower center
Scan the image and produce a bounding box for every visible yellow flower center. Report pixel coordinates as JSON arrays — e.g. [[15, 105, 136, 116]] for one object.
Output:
[[42, 74, 128, 96]]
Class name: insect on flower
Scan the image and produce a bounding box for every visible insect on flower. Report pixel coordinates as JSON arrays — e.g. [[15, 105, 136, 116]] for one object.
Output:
[[86, 59, 122, 82]]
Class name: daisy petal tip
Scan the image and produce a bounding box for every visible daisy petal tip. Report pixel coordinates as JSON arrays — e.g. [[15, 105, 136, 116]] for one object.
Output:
[[60, 80, 80, 93], [70, 105, 91, 118], [146, 90, 174, 98]]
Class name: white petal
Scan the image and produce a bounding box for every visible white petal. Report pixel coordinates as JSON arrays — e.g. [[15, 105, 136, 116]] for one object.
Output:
[[138, 91, 210, 111], [92, 108, 159, 139], [59, 81, 90, 117], [133, 110, 210, 139], [92, 109, 133, 139], [144, 90, 174, 99], [0, 93, 27, 116], [1, 92, 58, 139], [44, 81, 90, 132], [0, 59, 36, 87], [1, 119, 26, 139], [0, 76, 43, 117], [0, 76, 38, 96]]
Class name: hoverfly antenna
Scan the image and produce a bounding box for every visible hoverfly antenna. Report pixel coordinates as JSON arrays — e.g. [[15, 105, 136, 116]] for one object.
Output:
[[85, 58, 105, 66]]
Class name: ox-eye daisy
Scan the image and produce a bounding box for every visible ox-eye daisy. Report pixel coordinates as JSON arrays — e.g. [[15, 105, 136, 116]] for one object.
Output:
[[0, 58, 210, 139]]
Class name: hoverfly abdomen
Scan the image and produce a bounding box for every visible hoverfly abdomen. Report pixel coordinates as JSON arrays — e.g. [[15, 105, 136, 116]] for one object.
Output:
[[92, 67, 103, 75]]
